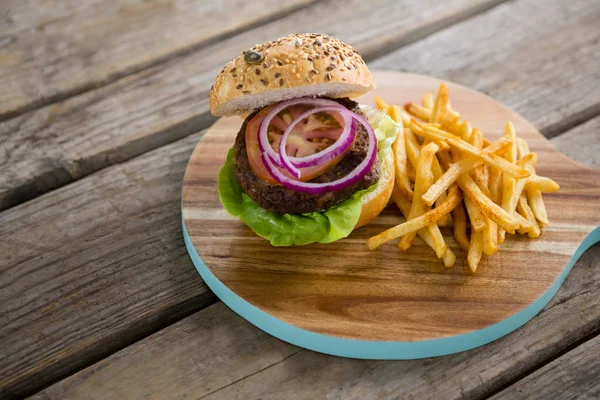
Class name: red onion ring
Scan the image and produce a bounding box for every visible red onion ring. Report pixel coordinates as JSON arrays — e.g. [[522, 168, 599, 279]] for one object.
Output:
[[279, 106, 355, 178], [262, 111, 377, 194], [258, 98, 348, 168]]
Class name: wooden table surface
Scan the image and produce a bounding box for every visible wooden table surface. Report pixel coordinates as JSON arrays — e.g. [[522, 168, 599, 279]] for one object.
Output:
[[1, 1, 598, 399]]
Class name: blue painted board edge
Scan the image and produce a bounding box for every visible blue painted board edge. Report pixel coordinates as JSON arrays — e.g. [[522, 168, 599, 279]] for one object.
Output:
[[182, 216, 599, 360]]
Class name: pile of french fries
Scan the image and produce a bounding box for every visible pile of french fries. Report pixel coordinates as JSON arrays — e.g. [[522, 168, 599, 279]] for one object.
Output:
[[366, 84, 560, 272]]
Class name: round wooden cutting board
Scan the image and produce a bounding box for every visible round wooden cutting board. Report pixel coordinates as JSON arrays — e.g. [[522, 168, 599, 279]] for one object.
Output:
[[182, 71, 600, 359]]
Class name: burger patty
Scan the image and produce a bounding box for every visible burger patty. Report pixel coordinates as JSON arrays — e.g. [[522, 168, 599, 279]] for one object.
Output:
[[233, 98, 381, 214]]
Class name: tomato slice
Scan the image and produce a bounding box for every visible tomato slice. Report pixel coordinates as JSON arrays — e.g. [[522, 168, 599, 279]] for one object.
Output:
[[245, 103, 353, 184]]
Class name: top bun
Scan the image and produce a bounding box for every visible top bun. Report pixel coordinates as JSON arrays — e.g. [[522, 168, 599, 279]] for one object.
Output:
[[210, 33, 374, 116]]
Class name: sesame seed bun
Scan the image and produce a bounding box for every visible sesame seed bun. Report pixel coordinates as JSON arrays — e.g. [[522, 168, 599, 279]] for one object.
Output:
[[210, 33, 375, 116], [355, 150, 395, 229]]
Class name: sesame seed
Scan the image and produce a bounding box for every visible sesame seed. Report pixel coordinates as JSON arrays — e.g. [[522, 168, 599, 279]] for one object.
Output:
[[231, 68, 236, 73], [255, 68, 261, 75], [326, 64, 336, 71], [260, 79, 268, 86], [232, 73, 237, 77], [263, 62, 269, 68], [242, 90, 251, 94], [236, 84, 243, 89], [340, 54, 345, 61], [274, 72, 281, 78], [310, 69, 318, 74], [307, 56, 313, 62], [277, 60, 283, 66], [326, 73, 332, 80], [279, 78, 284, 86]]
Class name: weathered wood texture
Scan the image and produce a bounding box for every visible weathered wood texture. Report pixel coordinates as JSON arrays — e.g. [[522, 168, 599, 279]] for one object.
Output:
[[0, 0, 598, 397], [372, 0, 600, 139], [0, 0, 508, 211], [551, 115, 600, 169], [0, 0, 315, 119], [491, 335, 600, 400], [183, 72, 600, 342], [0, 132, 216, 399], [32, 244, 600, 400]]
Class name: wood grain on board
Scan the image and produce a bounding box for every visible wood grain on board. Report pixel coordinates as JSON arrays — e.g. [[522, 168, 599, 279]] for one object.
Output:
[[182, 72, 600, 342], [0, 133, 216, 399], [491, 335, 600, 400], [0, 0, 315, 119], [33, 245, 600, 400], [0, 0, 508, 212]]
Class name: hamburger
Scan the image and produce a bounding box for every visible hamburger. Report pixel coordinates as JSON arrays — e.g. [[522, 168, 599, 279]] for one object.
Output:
[[211, 33, 399, 246]]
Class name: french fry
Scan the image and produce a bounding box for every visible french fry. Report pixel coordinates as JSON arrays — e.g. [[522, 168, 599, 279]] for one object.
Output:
[[431, 83, 450, 123], [374, 96, 390, 111], [405, 103, 431, 122], [399, 142, 439, 250], [470, 128, 486, 188], [407, 161, 416, 182], [517, 194, 541, 238], [504, 153, 538, 221], [458, 174, 520, 233], [392, 121, 413, 200], [465, 196, 486, 232], [410, 120, 530, 179], [368, 87, 558, 273], [421, 137, 511, 207], [488, 165, 503, 204], [459, 120, 473, 142], [517, 136, 550, 226], [388, 104, 411, 127], [392, 186, 456, 266], [452, 201, 470, 251], [527, 176, 560, 193], [422, 158, 480, 207], [404, 128, 421, 172], [499, 121, 518, 243], [367, 184, 462, 250], [468, 230, 484, 272], [516, 137, 530, 159], [527, 185, 549, 225], [483, 219, 498, 256]]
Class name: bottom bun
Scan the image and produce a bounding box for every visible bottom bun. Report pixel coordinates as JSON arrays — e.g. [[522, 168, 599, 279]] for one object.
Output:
[[355, 150, 395, 229]]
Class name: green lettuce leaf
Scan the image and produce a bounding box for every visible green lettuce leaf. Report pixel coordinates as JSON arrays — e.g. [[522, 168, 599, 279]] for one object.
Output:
[[217, 111, 400, 246]]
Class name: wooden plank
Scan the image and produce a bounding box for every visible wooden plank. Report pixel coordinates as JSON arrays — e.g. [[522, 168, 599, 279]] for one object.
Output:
[[0, 132, 216, 399], [0, 0, 508, 211], [0, 0, 315, 119], [371, 0, 600, 139], [0, 2, 507, 396], [551, 115, 600, 169], [31, 244, 600, 400], [490, 335, 600, 400]]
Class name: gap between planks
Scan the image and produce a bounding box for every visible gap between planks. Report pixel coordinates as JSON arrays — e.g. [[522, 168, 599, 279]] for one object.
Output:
[[484, 329, 600, 399]]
